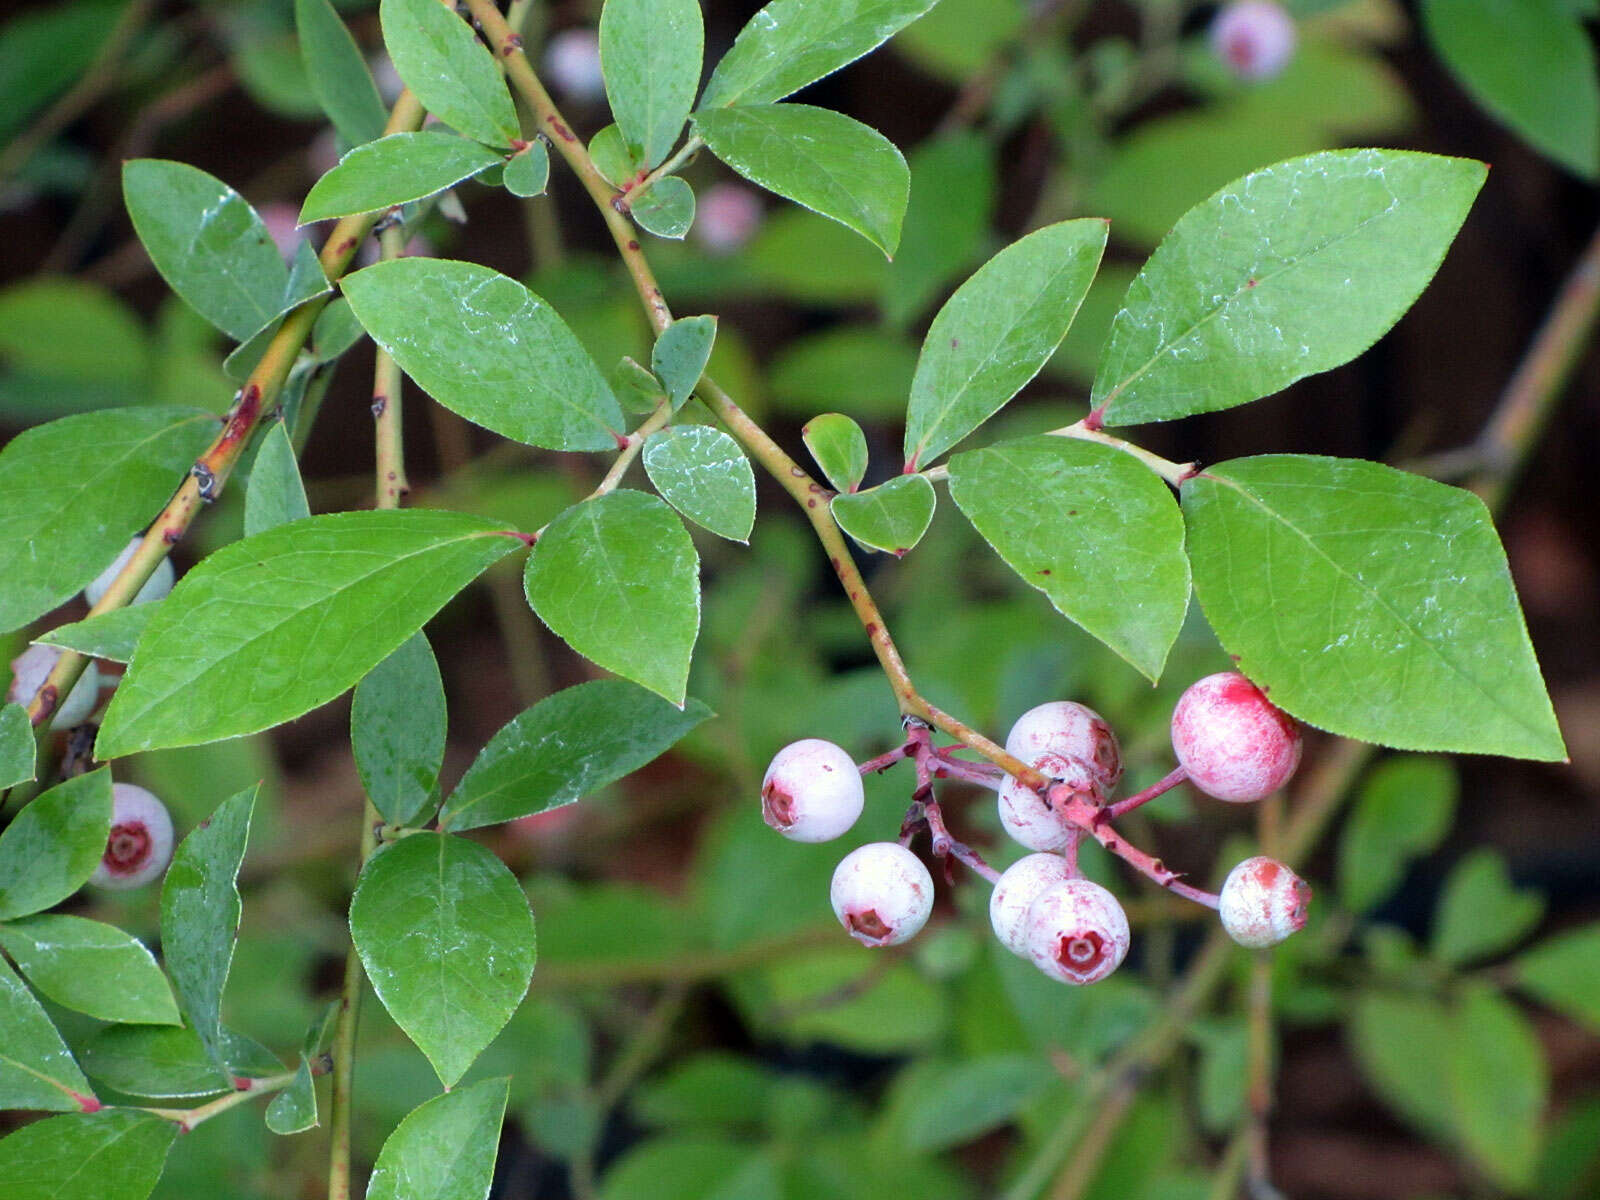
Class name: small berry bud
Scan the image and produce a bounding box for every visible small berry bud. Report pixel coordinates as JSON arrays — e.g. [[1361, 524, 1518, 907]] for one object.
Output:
[[693, 184, 763, 255], [543, 29, 606, 102], [761, 738, 864, 842], [90, 784, 175, 890], [998, 753, 1097, 852], [829, 842, 934, 947], [1023, 878, 1130, 985], [1169, 671, 1301, 803], [8, 644, 101, 728], [990, 852, 1074, 956], [1218, 855, 1311, 948], [1005, 701, 1122, 789], [83, 537, 175, 608], [1210, 1, 1296, 82]]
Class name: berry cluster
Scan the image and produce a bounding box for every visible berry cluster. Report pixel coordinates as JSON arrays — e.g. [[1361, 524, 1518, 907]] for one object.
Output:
[[762, 672, 1312, 984]]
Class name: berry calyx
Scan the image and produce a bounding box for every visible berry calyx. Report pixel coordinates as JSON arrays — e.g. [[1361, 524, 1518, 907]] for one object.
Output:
[[84, 537, 175, 608], [1218, 855, 1311, 948], [7, 644, 102, 728], [761, 738, 864, 843], [990, 853, 1075, 956], [829, 842, 934, 947], [1023, 878, 1130, 985], [1169, 671, 1301, 803], [998, 753, 1098, 852], [90, 784, 175, 890], [1005, 701, 1122, 789], [1209, 1, 1296, 82]]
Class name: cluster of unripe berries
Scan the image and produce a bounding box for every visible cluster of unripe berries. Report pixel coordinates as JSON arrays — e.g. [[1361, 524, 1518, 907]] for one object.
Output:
[[762, 672, 1312, 985]]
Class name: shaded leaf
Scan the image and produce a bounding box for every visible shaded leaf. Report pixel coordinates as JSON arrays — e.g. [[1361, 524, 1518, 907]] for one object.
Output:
[[0, 955, 93, 1111], [36, 604, 156, 665], [265, 1056, 318, 1135], [1515, 923, 1600, 1034], [1338, 756, 1457, 912], [0, 702, 32, 788], [503, 142, 549, 197], [296, 0, 388, 146], [1450, 984, 1548, 1190], [1432, 849, 1545, 966], [0, 769, 112, 921], [79, 1024, 282, 1099], [352, 633, 447, 826], [244, 421, 311, 536]]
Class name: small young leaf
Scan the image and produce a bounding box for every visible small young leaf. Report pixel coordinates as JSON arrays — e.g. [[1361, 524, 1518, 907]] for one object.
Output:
[[0, 1110, 175, 1199], [0, 955, 94, 1111], [1432, 849, 1545, 966], [311, 296, 366, 362], [352, 833, 536, 1087], [1514, 923, 1600, 1034], [1338, 756, 1457, 912], [600, 0, 703, 169], [79, 1025, 281, 1099], [379, 0, 520, 148], [633, 175, 696, 240], [652, 315, 717, 410], [589, 122, 644, 186], [366, 1077, 509, 1200], [503, 142, 550, 197], [265, 1055, 319, 1135], [802, 413, 869, 493], [0, 769, 112, 921], [352, 633, 447, 827], [36, 606, 156, 664], [524, 492, 700, 706], [245, 423, 310, 537], [300, 132, 504, 222], [1449, 984, 1548, 1190], [831, 475, 936, 555], [694, 104, 909, 257], [644, 425, 756, 541], [295, 0, 388, 146], [0, 915, 180, 1025], [0, 702, 32, 788]]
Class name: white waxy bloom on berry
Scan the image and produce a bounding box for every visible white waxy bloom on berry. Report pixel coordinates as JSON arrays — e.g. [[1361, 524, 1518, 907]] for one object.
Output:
[[8, 644, 101, 728], [1218, 855, 1311, 948], [1005, 700, 1122, 788], [1023, 878, 1130, 985], [1209, 1, 1297, 82], [543, 29, 606, 102], [1170, 672, 1302, 803], [90, 784, 175, 890], [761, 738, 864, 842], [83, 537, 175, 608], [830, 841, 934, 947], [990, 852, 1075, 956], [998, 752, 1096, 852]]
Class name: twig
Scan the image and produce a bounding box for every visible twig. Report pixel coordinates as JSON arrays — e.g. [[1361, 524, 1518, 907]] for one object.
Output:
[[137, 1061, 326, 1133]]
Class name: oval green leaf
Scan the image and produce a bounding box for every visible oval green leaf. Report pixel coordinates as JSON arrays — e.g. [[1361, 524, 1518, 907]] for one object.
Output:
[[265, 1055, 319, 1135], [244, 421, 311, 537], [651, 315, 717, 410], [379, 0, 520, 147], [1337, 755, 1457, 913], [0, 769, 112, 921], [35, 606, 156, 665], [367, 1077, 509, 1200], [1431, 849, 1545, 966], [1449, 984, 1548, 1190], [1515, 924, 1600, 1035], [0, 1110, 175, 1199], [296, 0, 388, 146], [0, 956, 93, 1111], [79, 1025, 282, 1099], [300, 132, 504, 222], [600, 0, 702, 169], [643, 425, 756, 542], [503, 141, 549, 197], [352, 633, 447, 827], [802, 413, 869, 493], [0, 915, 180, 1025], [632, 175, 695, 239], [830, 474, 935, 556]]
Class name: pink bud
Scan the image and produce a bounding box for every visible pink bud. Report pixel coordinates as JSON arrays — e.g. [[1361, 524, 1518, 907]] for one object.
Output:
[[1219, 855, 1311, 948], [990, 852, 1074, 956], [1023, 878, 1130, 985], [761, 738, 864, 842], [1005, 700, 1122, 789], [90, 784, 175, 890], [693, 184, 763, 255], [998, 753, 1097, 852], [1170, 671, 1301, 803], [544, 29, 606, 102], [8, 645, 102, 729], [1210, 1, 1297, 82], [829, 841, 934, 947]]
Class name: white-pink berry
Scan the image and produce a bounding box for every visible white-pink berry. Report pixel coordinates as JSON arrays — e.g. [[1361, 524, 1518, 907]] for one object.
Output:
[[83, 537, 174, 607], [1209, 1, 1296, 82], [1170, 672, 1301, 803], [544, 29, 606, 102], [1005, 701, 1122, 789], [761, 738, 864, 842], [829, 842, 934, 947], [8, 644, 101, 728], [1218, 855, 1311, 948], [1023, 878, 1130, 985], [89, 784, 175, 890], [693, 183, 763, 255], [990, 852, 1074, 956], [998, 753, 1097, 852]]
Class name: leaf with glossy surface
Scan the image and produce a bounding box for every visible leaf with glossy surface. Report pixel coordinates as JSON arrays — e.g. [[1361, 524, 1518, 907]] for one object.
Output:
[[352, 633, 447, 826], [831, 475, 935, 556], [0, 956, 93, 1111], [366, 1079, 507, 1200], [0, 406, 215, 632], [98, 511, 515, 757], [1092, 150, 1486, 425], [632, 175, 695, 239], [36, 606, 156, 665], [1337, 756, 1457, 912], [652, 315, 717, 410], [802, 413, 869, 492], [79, 1025, 282, 1099], [342, 258, 625, 451], [0, 915, 180, 1025], [379, 0, 519, 147], [0, 770, 112, 921], [0, 1110, 175, 1200], [694, 104, 908, 257], [301, 133, 504, 222], [245, 422, 311, 536], [950, 436, 1190, 680], [1450, 984, 1548, 1190], [0, 703, 31, 788], [600, 0, 702, 169], [524, 491, 700, 705], [903, 219, 1107, 467], [296, 0, 388, 146], [1182, 455, 1564, 759], [503, 142, 549, 197], [1515, 924, 1600, 1034], [352, 833, 536, 1087], [265, 1056, 318, 1135], [643, 425, 756, 541], [1432, 849, 1545, 965], [441, 680, 711, 831]]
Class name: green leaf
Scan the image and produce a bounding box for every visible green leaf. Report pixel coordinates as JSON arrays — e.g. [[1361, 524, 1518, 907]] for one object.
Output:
[[882, 131, 996, 329], [0, 955, 93, 1111], [122, 160, 290, 342], [366, 1077, 509, 1200], [244, 421, 311, 536], [0, 703, 32, 788], [503, 142, 549, 197], [79, 1025, 282, 1099], [0, 915, 180, 1025], [379, 0, 519, 147], [883, 1055, 1059, 1152], [902, 219, 1108, 467], [0, 769, 112, 920], [1450, 984, 1548, 1190], [1432, 849, 1545, 966], [161, 785, 256, 1075], [1421, 0, 1598, 178], [1350, 991, 1457, 1143], [440, 680, 711, 831], [35, 606, 156, 665], [0, 1110, 175, 1200], [1182, 455, 1565, 760], [700, 0, 942, 108], [1193, 1018, 1249, 1134], [1092, 150, 1486, 425], [643, 425, 756, 541], [97, 511, 516, 757], [0, 406, 215, 633], [770, 330, 915, 419], [352, 833, 536, 1087], [802, 413, 869, 493], [950, 436, 1190, 680], [600, 0, 702, 169], [301, 132, 504, 222], [1515, 923, 1600, 1034], [693, 104, 909, 257], [652, 315, 718, 410], [265, 1056, 319, 1135], [831, 474, 936, 556], [342, 258, 625, 451], [632, 176, 696, 240], [0, 1, 126, 147], [352, 633, 447, 827], [312, 296, 367, 362], [296, 0, 389, 146], [589, 123, 644, 187], [1337, 756, 1457, 912], [524, 491, 700, 705], [599, 1137, 765, 1200]]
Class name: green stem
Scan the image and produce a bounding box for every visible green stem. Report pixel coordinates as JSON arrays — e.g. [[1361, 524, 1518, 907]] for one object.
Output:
[[137, 1066, 313, 1133], [1051, 419, 1197, 486], [625, 136, 704, 209]]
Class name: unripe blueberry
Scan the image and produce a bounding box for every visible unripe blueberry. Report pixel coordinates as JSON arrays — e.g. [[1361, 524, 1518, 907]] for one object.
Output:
[[544, 29, 606, 102], [90, 783, 175, 890], [693, 184, 763, 255], [83, 537, 175, 608], [1170, 671, 1301, 803], [1023, 878, 1130, 985], [1218, 855, 1311, 948], [998, 752, 1097, 852], [829, 841, 934, 947], [761, 738, 864, 842], [7, 644, 102, 728], [1005, 701, 1122, 789], [990, 852, 1074, 956], [1209, 1, 1296, 82]]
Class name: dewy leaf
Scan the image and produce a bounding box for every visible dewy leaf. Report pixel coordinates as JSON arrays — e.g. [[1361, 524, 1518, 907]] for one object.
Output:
[[0, 406, 215, 633], [643, 425, 756, 542], [700, 0, 943, 109], [300, 132, 504, 222], [244, 421, 311, 536], [342, 258, 625, 451], [0, 915, 181, 1026], [632, 175, 696, 240], [903, 219, 1108, 468], [1182, 455, 1565, 760], [97, 511, 516, 758], [950, 436, 1191, 681], [265, 1055, 319, 1135], [440, 679, 712, 831], [1337, 755, 1457, 912], [0, 702, 32, 789], [351, 833, 536, 1087], [366, 1077, 509, 1200], [1449, 984, 1548, 1191], [0, 769, 112, 921], [652, 315, 717, 410], [296, 0, 389, 146], [0, 956, 94, 1111], [693, 104, 909, 257], [600, 0, 703, 169], [352, 633, 447, 827], [79, 1025, 281, 1099], [503, 141, 549, 197], [803, 413, 869, 493], [524, 491, 700, 706], [1431, 849, 1545, 966], [122, 160, 291, 342], [0, 1110, 175, 1200], [1515, 923, 1600, 1035], [37, 606, 157, 665], [379, 0, 520, 148], [831, 475, 936, 556], [161, 785, 256, 1075], [1092, 150, 1487, 426]]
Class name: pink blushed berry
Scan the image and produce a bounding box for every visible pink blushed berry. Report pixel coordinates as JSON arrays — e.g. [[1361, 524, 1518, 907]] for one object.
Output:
[[1209, 1, 1297, 82], [1170, 671, 1301, 803], [8, 644, 102, 729], [1023, 878, 1130, 985], [84, 537, 175, 607], [761, 738, 864, 843], [829, 842, 934, 947], [544, 29, 606, 102], [1218, 855, 1311, 948], [990, 852, 1074, 956], [998, 752, 1097, 852], [693, 184, 763, 255], [1005, 701, 1122, 789], [90, 784, 175, 890]]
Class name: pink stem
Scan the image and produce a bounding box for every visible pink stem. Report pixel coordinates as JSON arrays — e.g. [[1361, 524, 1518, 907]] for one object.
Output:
[[858, 742, 913, 775], [1104, 765, 1189, 821], [923, 799, 1001, 883], [1054, 788, 1220, 910], [930, 756, 1006, 791]]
